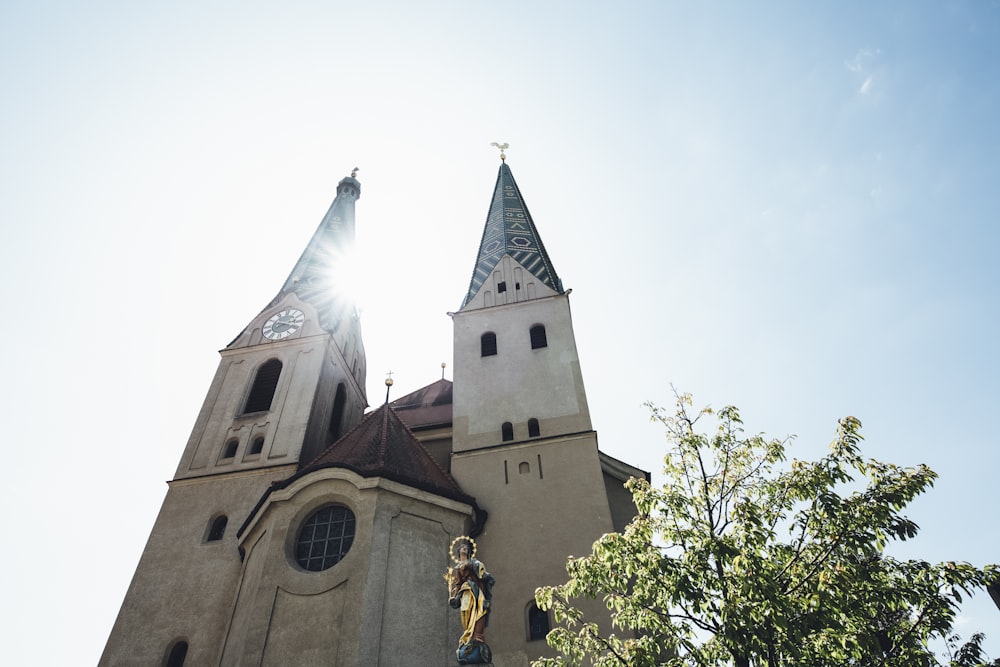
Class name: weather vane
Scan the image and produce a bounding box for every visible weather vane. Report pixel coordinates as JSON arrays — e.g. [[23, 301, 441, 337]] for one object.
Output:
[[351, 166, 359, 178], [490, 142, 509, 162]]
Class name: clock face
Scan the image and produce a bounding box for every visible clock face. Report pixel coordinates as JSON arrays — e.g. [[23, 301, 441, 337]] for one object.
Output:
[[262, 309, 305, 340]]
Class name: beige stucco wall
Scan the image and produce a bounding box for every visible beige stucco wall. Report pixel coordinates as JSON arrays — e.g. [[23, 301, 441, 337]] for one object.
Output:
[[452, 292, 592, 453], [101, 467, 296, 666]]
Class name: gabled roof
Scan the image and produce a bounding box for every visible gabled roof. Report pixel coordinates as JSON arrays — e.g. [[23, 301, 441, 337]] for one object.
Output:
[[298, 402, 472, 505], [390, 379, 453, 430], [461, 162, 562, 308]]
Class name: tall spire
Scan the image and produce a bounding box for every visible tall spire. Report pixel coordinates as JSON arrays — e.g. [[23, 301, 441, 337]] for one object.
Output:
[[460, 162, 562, 309], [270, 171, 362, 334]]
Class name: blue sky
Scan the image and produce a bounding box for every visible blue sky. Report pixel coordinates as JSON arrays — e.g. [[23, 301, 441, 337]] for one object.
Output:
[[1, 2, 998, 663]]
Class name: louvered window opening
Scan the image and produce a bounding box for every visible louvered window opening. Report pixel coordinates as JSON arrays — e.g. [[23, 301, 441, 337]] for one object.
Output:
[[243, 360, 282, 414], [530, 325, 547, 349], [295, 505, 356, 572], [481, 332, 497, 357]]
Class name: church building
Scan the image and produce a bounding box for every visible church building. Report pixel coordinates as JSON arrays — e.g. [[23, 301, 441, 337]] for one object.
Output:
[[101, 156, 647, 667]]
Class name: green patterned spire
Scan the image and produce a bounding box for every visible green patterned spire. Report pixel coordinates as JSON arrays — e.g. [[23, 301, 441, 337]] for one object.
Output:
[[461, 163, 562, 309]]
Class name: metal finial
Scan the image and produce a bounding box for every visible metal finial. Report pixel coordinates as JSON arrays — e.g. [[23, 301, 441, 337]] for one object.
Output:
[[384, 371, 394, 403], [490, 142, 509, 162], [441, 362, 446, 379], [351, 166, 359, 178]]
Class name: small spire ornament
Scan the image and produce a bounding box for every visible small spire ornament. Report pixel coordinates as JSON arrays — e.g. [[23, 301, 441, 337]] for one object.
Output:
[[489, 142, 509, 162]]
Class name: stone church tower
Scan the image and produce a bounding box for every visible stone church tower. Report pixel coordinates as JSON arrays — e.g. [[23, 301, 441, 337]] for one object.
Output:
[[102, 160, 645, 667]]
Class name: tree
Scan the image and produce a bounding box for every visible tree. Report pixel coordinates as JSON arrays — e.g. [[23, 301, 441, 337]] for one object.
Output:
[[534, 393, 998, 667]]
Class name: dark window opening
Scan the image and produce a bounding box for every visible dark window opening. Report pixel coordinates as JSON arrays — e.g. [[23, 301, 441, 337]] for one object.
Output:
[[530, 325, 548, 349], [515, 282, 521, 290], [248, 436, 264, 456], [222, 440, 238, 459], [501, 422, 514, 442], [295, 505, 356, 571], [528, 603, 550, 641], [481, 332, 497, 357], [328, 383, 347, 443], [166, 640, 188, 667], [497, 281, 507, 293], [207, 515, 227, 542], [243, 359, 282, 414], [528, 418, 540, 437]]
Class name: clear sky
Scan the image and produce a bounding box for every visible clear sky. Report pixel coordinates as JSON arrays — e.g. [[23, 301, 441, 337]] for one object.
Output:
[[1, 1, 998, 663]]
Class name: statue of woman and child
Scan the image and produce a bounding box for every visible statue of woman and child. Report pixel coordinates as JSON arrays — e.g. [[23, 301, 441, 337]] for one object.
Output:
[[446, 536, 495, 664]]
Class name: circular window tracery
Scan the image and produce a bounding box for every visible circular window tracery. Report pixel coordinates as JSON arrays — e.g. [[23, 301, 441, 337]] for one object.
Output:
[[295, 504, 356, 571]]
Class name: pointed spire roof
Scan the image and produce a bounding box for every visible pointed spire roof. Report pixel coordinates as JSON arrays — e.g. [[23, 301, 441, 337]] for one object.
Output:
[[297, 403, 473, 505], [461, 163, 562, 308], [267, 172, 362, 334]]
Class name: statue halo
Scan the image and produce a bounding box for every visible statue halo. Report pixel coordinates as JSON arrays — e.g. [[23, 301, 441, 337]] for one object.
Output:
[[450, 535, 477, 564]]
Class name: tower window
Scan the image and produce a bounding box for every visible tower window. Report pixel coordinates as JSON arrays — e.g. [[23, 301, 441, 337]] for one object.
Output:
[[528, 602, 550, 641], [243, 359, 282, 414], [519, 461, 530, 474], [248, 436, 264, 456], [206, 515, 227, 542], [222, 439, 238, 459], [328, 383, 347, 443], [481, 332, 497, 357], [165, 640, 188, 667], [528, 418, 540, 437], [530, 325, 548, 349], [295, 504, 356, 571], [501, 422, 514, 442], [497, 281, 507, 293]]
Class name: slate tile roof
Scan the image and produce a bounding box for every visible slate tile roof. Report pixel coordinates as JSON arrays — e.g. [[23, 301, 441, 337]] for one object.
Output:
[[461, 162, 562, 309]]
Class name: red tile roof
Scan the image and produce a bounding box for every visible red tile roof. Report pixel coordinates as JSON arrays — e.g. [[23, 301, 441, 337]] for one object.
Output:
[[390, 378, 453, 430]]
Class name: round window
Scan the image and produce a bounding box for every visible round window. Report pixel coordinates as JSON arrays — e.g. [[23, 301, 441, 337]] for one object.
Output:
[[295, 504, 356, 571]]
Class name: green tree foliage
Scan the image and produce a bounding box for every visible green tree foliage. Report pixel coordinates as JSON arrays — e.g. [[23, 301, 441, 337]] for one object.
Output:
[[534, 393, 998, 667]]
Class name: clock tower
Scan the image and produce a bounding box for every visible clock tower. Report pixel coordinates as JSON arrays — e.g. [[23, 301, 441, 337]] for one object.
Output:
[[101, 172, 370, 665]]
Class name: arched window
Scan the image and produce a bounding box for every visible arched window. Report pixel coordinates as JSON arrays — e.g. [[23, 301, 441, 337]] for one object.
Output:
[[518, 461, 530, 474], [165, 640, 188, 667], [248, 436, 264, 456], [527, 602, 550, 641], [222, 439, 238, 459], [207, 515, 227, 542], [481, 332, 497, 357], [328, 383, 347, 443], [295, 504, 356, 571], [501, 422, 514, 442], [530, 325, 548, 349], [528, 418, 540, 437], [243, 359, 282, 414]]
